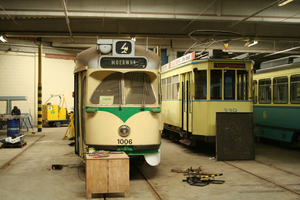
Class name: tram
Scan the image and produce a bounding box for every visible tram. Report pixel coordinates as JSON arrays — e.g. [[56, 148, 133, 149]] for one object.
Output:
[[161, 51, 254, 145], [73, 39, 162, 166], [253, 56, 300, 148]]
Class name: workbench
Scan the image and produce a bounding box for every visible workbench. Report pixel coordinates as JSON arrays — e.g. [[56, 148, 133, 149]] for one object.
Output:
[[85, 152, 129, 198]]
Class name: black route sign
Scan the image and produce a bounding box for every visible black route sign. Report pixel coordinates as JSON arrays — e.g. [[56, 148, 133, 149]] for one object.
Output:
[[100, 57, 147, 69], [116, 41, 132, 54]]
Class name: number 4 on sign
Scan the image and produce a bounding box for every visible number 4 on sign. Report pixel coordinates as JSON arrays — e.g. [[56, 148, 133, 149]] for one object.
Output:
[[121, 43, 128, 53]]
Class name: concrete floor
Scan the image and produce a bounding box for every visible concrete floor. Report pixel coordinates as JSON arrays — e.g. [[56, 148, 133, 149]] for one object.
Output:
[[0, 127, 300, 200]]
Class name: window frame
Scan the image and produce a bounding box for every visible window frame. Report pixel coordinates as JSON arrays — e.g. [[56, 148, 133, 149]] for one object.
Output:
[[290, 74, 300, 104], [258, 78, 272, 104], [273, 76, 288, 104], [194, 70, 207, 100]]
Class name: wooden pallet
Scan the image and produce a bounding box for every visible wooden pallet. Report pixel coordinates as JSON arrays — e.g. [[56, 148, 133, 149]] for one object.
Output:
[[1, 141, 27, 148], [86, 152, 129, 199]]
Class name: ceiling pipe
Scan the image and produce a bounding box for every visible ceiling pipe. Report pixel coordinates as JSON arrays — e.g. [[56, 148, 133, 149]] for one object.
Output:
[[264, 45, 300, 57], [61, 0, 74, 43], [227, 0, 283, 30]]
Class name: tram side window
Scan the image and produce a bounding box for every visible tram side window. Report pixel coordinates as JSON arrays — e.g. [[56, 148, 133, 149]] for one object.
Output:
[[291, 74, 300, 104], [259, 79, 271, 104], [273, 76, 288, 104], [224, 70, 235, 100], [167, 77, 172, 99], [194, 70, 207, 100], [124, 73, 156, 104], [172, 75, 179, 99], [90, 73, 121, 105], [237, 70, 248, 100], [211, 70, 222, 100], [162, 78, 167, 100], [253, 80, 257, 104]]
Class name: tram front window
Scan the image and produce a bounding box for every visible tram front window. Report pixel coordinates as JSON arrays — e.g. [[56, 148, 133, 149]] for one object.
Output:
[[237, 70, 248, 100], [124, 73, 156, 105], [211, 70, 222, 100], [224, 70, 235, 100], [90, 72, 122, 105]]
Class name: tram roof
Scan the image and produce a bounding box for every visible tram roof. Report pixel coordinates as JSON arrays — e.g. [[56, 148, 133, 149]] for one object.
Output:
[[161, 51, 254, 74], [74, 45, 161, 71]]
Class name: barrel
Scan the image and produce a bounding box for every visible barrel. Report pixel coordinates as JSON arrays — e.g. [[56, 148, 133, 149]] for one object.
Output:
[[7, 119, 19, 137]]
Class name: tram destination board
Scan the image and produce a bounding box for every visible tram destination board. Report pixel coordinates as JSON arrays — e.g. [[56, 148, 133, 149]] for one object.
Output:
[[100, 57, 147, 69], [214, 63, 245, 68]]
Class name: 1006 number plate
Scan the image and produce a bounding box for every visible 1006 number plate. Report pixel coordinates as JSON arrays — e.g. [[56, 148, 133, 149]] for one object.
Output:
[[117, 139, 132, 145]]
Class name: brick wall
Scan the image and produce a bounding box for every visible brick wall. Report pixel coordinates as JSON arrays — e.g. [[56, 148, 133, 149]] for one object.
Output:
[[0, 51, 75, 126]]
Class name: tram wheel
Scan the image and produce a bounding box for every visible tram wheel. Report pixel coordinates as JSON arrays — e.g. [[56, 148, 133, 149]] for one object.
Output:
[[291, 132, 300, 148], [55, 122, 62, 127]]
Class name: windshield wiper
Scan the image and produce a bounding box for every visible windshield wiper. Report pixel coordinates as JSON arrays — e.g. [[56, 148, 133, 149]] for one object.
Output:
[[119, 80, 122, 110], [141, 76, 149, 110]]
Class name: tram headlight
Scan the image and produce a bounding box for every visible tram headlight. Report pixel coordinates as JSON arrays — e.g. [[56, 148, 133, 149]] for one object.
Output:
[[118, 125, 130, 137], [99, 44, 112, 54]]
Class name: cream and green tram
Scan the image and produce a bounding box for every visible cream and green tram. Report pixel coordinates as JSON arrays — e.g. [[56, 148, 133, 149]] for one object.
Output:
[[161, 53, 254, 145], [73, 39, 163, 166]]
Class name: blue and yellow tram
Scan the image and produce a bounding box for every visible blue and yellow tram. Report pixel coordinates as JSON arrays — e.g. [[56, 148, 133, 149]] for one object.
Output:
[[161, 52, 254, 144], [73, 39, 163, 166], [253, 56, 300, 147]]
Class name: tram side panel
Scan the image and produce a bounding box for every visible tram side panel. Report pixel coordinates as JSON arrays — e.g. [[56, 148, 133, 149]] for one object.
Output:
[[162, 100, 181, 128], [74, 70, 87, 158], [192, 101, 253, 141]]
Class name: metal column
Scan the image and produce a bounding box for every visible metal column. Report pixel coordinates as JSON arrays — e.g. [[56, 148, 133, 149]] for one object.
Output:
[[38, 44, 42, 132]]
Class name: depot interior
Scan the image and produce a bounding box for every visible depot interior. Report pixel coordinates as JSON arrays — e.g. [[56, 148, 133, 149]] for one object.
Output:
[[1, 0, 300, 120], [1, 0, 300, 198]]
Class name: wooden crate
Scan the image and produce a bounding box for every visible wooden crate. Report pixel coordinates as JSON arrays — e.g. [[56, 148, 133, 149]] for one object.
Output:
[[85, 152, 129, 199]]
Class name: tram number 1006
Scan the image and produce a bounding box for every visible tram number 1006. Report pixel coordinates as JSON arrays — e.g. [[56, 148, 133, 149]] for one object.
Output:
[[117, 139, 133, 145]]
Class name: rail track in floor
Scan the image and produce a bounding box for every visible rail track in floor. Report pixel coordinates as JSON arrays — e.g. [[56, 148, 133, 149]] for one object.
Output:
[[223, 160, 300, 196], [134, 164, 164, 200], [0, 135, 45, 173]]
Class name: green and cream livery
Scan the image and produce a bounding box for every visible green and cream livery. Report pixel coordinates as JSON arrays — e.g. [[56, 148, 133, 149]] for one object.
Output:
[[73, 39, 162, 166]]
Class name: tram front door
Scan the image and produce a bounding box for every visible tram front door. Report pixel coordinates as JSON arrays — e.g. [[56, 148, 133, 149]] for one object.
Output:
[[181, 73, 193, 137]]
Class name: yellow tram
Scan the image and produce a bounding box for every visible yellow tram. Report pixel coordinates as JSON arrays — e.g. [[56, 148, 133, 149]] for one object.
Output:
[[161, 51, 254, 144]]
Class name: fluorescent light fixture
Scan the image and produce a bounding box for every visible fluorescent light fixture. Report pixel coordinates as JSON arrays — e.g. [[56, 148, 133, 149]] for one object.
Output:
[[245, 40, 258, 47], [0, 35, 7, 43], [278, 0, 293, 6]]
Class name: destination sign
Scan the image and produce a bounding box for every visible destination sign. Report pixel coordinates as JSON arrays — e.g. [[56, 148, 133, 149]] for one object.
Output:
[[100, 57, 147, 69], [214, 63, 245, 68]]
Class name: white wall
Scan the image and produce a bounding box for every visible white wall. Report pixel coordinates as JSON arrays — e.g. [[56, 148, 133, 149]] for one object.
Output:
[[0, 51, 75, 126]]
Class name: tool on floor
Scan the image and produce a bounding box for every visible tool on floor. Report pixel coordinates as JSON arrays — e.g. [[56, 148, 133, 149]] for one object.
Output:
[[172, 167, 225, 187]]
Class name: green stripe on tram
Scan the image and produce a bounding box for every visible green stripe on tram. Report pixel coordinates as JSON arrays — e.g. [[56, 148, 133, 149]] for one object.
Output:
[[86, 106, 160, 123]]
